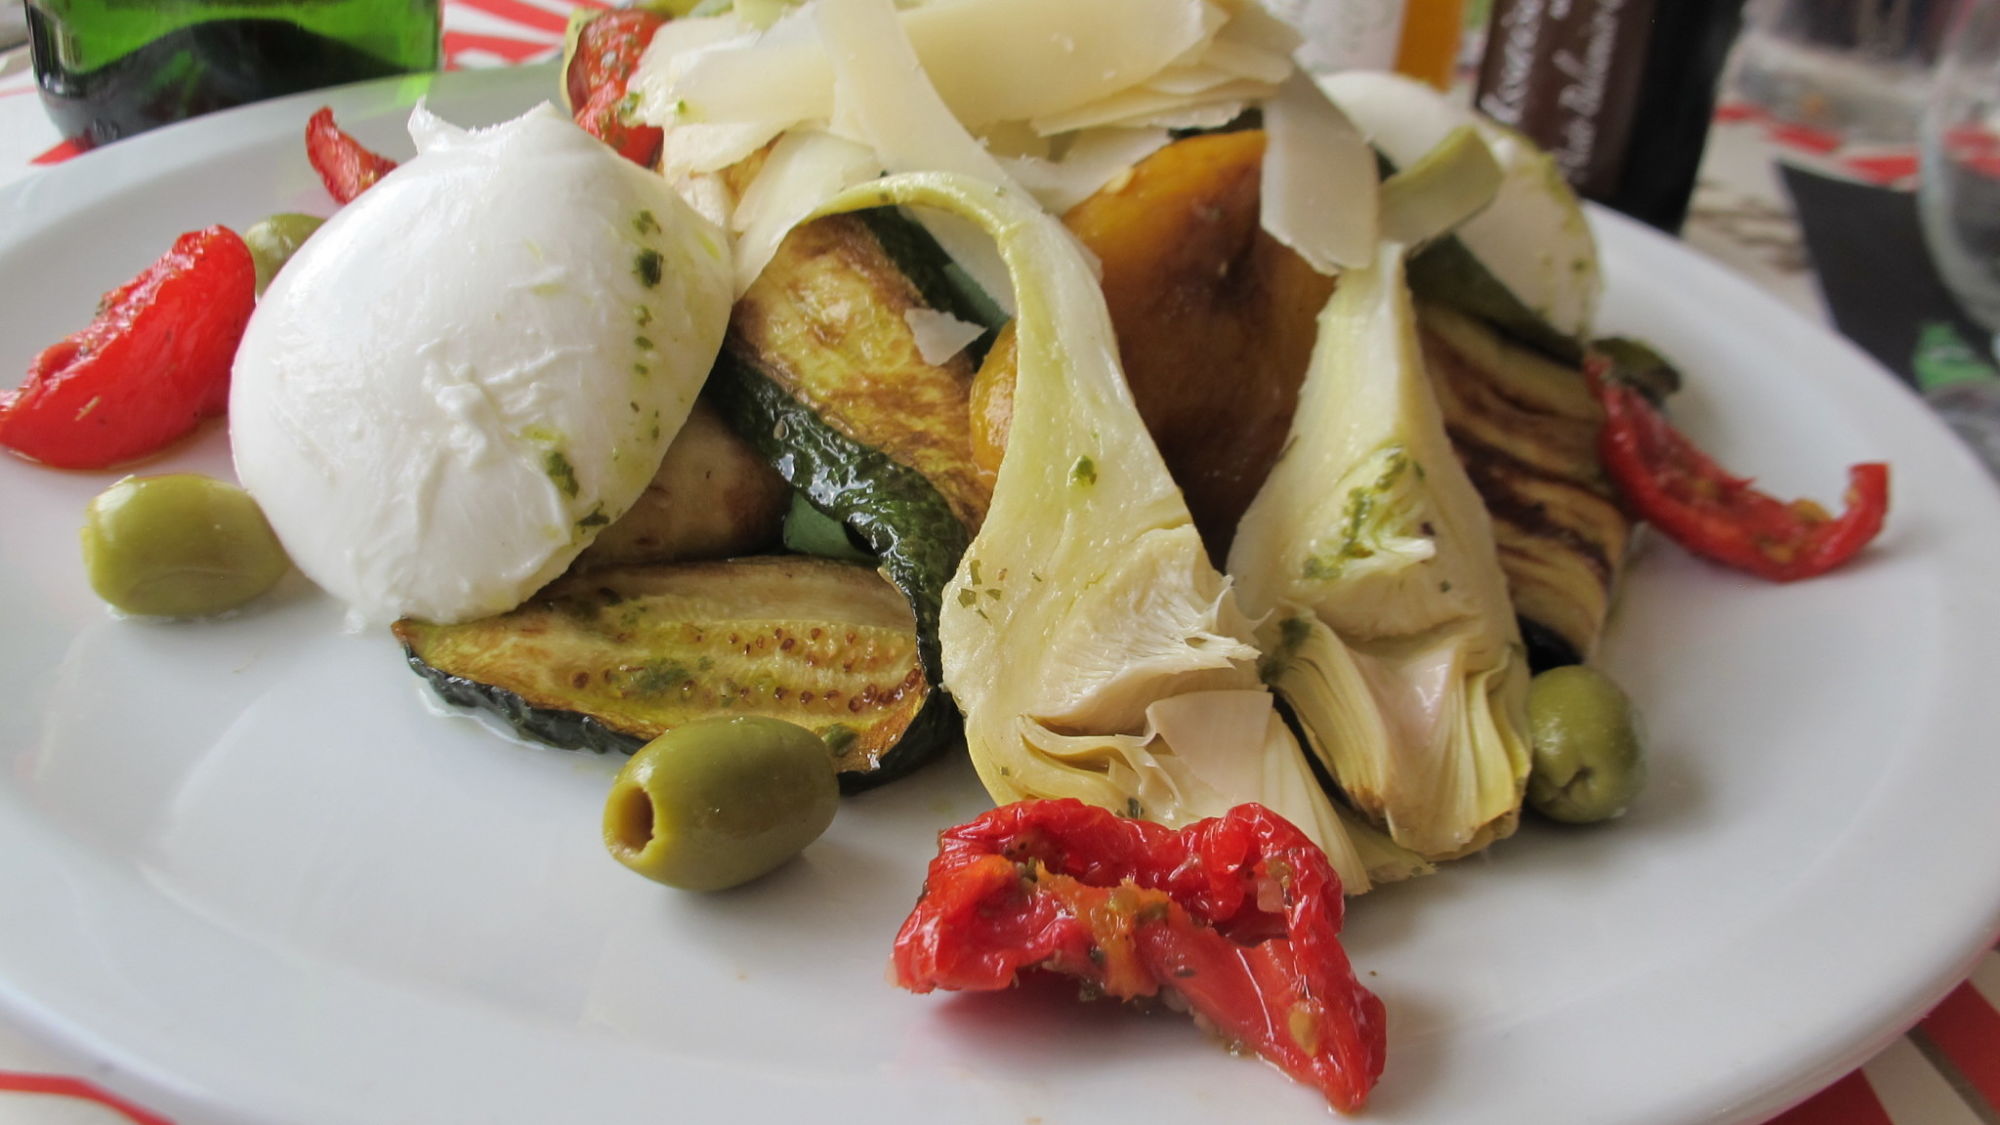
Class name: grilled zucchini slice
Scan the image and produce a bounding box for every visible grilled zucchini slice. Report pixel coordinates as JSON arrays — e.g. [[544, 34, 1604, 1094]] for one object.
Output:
[[721, 211, 993, 533], [706, 208, 1008, 788], [394, 558, 951, 789]]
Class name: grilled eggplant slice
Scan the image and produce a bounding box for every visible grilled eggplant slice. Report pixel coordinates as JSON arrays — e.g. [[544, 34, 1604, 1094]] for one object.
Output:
[[574, 399, 789, 570], [395, 558, 951, 790], [1419, 301, 1634, 667]]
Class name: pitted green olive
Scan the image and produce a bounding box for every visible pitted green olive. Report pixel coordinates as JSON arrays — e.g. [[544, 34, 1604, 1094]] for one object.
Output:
[[603, 716, 839, 891], [81, 474, 290, 617], [1525, 664, 1646, 824], [243, 212, 325, 294]]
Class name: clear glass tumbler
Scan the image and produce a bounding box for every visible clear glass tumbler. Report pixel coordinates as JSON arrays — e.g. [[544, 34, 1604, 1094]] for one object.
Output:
[[1912, 0, 2000, 476], [1918, 0, 2000, 343], [1728, 0, 1948, 142]]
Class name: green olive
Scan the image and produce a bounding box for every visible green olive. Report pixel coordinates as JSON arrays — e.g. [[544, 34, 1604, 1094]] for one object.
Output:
[[603, 716, 839, 891], [1525, 664, 1647, 824], [81, 474, 290, 618], [243, 212, 325, 295]]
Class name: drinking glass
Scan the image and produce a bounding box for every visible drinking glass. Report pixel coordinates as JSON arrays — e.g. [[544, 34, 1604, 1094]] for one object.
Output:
[[1918, 0, 2000, 351], [1728, 0, 1947, 142]]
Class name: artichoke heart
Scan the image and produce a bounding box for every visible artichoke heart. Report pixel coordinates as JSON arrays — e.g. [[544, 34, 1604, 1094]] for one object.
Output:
[[812, 172, 1410, 893], [1230, 240, 1532, 861]]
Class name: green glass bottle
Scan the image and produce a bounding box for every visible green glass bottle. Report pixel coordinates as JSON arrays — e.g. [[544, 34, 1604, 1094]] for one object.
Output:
[[26, 0, 442, 149]]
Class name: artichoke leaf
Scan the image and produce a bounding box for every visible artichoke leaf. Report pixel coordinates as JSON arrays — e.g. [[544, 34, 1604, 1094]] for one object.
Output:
[[1378, 125, 1502, 252], [1231, 240, 1531, 861], [810, 171, 1381, 892], [1321, 70, 1602, 352]]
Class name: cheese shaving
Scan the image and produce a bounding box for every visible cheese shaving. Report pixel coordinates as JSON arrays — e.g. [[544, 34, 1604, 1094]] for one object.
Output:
[[907, 0, 1213, 127], [1260, 69, 1378, 274], [904, 307, 985, 366], [1031, 81, 1264, 135], [1212, 0, 1304, 56], [627, 0, 1377, 298], [1196, 36, 1295, 84], [628, 14, 757, 128], [1001, 127, 1173, 214], [729, 128, 880, 293], [817, 0, 1014, 187], [659, 121, 786, 183], [654, 0, 1212, 134]]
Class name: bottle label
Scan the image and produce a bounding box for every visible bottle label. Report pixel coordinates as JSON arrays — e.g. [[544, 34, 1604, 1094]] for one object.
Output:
[[1475, 0, 1658, 197], [1269, 0, 1409, 74]]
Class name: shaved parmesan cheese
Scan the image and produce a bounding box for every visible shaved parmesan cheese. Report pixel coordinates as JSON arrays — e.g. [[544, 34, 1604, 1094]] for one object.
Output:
[[629, 0, 1313, 311], [628, 14, 756, 126], [1031, 81, 1264, 135], [729, 128, 880, 292], [1195, 36, 1294, 84], [904, 307, 984, 365], [659, 121, 787, 180], [1260, 68, 1378, 273], [818, 0, 1011, 185], [630, 0, 1291, 197], [671, 170, 734, 231], [1123, 99, 1255, 134], [1001, 126, 1172, 214], [660, 0, 1214, 133], [815, 0, 1021, 312], [734, 0, 798, 30], [907, 0, 1213, 126], [1213, 0, 1305, 56], [1147, 63, 1259, 97], [665, 14, 830, 129], [979, 122, 1054, 161]]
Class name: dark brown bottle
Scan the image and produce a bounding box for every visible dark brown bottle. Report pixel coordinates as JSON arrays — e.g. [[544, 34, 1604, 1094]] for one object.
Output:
[[1474, 0, 1750, 232], [26, 0, 441, 151]]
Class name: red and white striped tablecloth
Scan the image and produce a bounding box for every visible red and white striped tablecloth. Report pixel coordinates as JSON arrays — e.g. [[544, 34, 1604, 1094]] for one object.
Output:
[[0, 3, 1994, 1122]]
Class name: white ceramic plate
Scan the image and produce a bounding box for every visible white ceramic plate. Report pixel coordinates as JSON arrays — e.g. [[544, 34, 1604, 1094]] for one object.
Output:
[[4, 65, 2000, 1125]]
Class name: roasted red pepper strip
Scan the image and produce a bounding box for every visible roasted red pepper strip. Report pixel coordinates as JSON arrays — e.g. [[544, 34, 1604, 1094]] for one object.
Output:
[[1590, 358, 1890, 582], [0, 226, 256, 469], [566, 9, 667, 167], [306, 107, 399, 204], [892, 799, 1386, 1114]]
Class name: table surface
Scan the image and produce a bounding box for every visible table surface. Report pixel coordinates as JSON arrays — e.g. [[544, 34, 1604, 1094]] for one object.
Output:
[[0, 2, 1992, 1122]]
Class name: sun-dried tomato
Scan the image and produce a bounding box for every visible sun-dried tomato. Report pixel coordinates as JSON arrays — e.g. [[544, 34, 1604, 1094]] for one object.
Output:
[[892, 799, 1385, 1114]]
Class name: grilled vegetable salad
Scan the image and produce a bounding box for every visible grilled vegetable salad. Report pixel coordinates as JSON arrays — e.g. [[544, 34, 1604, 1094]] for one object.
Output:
[[0, 0, 1894, 1114]]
